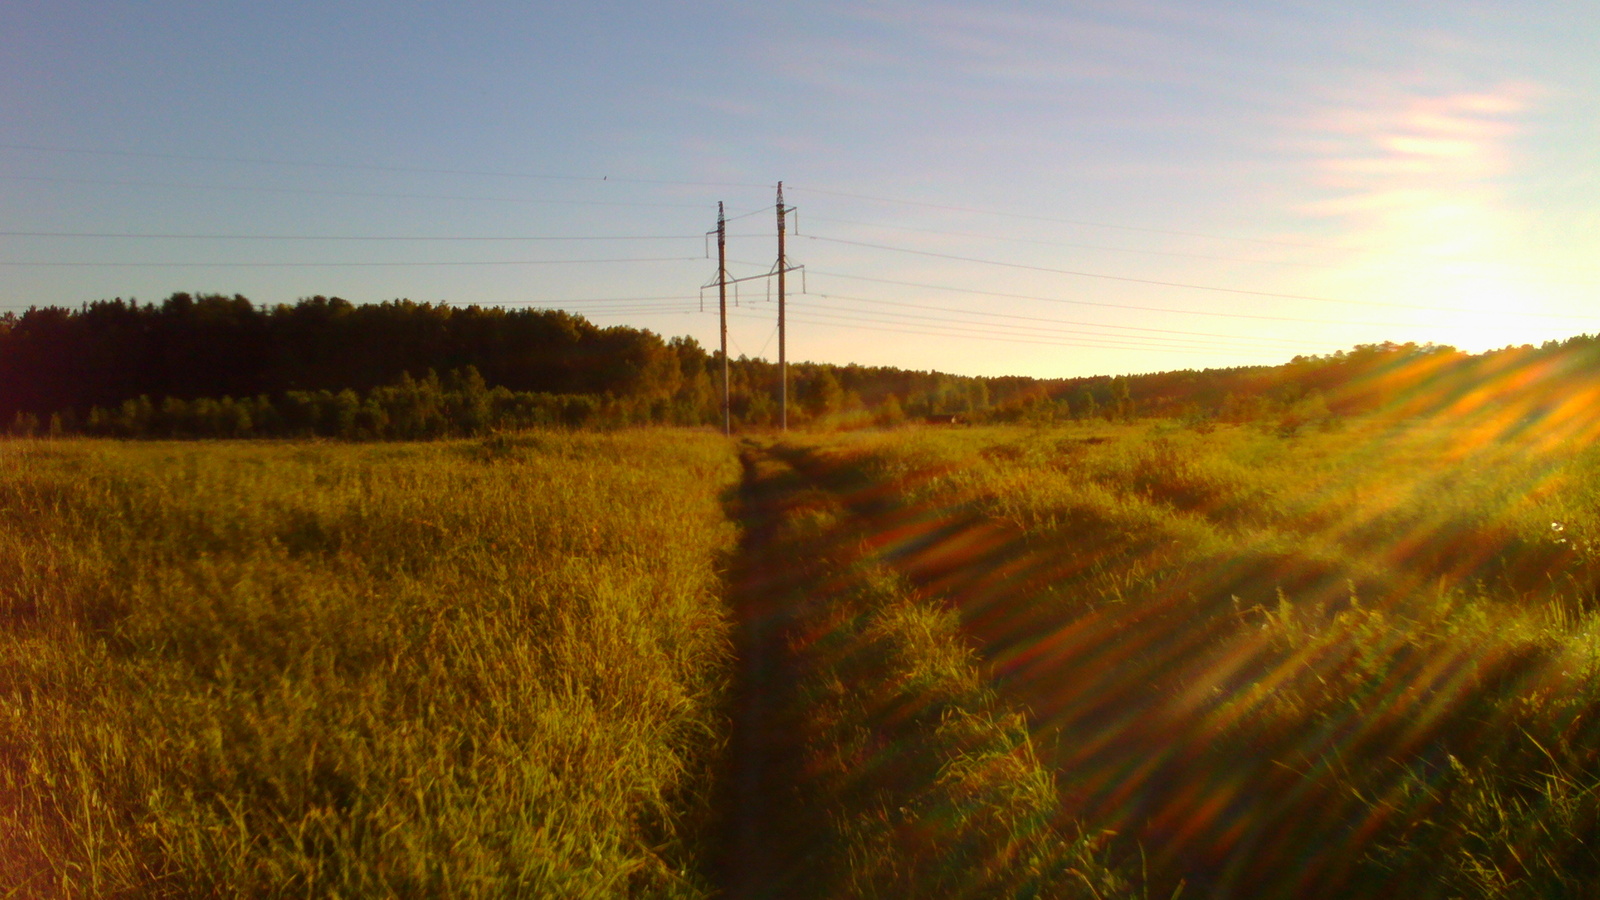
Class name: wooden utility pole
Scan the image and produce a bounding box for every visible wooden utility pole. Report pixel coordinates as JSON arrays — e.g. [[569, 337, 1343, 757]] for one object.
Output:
[[703, 187, 800, 435], [776, 182, 788, 432], [717, 202, 730, 436]]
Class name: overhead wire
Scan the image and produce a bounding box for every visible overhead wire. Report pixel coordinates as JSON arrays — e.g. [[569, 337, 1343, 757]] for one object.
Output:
[[811, 291, 1332, 347], [804, 293, 1328, 350], [0, 174, 712, 209], [6, 143, 1589, 360], [4, 142, 1578, 271], [0, 256, 704, 268], [787, 183, 1597, 273], [787, 184, 1343, 249], [0, 230, 707, 241], [467, 294, 700, 306], [801, 214, 1599, 288], [788, 296, 1298, 352], [731, 257, 1364, 349], [721, 206, 775, 223], [806, 269, 1415, 328], [726, 309, 1287, 359], [534, 307, 700, 317], [0, 142, 772, 189], [803, 234, 1600, 321]]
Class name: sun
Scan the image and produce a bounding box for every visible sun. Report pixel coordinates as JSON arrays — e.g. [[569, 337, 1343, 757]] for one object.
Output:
[[1421, 278, 1545, 353]]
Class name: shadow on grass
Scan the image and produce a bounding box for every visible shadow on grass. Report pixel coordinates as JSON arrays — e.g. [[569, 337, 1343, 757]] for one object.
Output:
[[773, 439, 1600, 900], [716, 440, 1121, 899]]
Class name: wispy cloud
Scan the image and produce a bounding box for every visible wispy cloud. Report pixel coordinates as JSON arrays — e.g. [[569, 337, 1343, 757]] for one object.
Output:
[[1278, 73, 1568, 349], [768, 0, 1219, 103], [1292, 77, 1541, 241]]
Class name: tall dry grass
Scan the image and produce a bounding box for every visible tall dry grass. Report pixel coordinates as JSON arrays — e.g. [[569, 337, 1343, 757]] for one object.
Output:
[[728, 443, 1124, 898], [798, 418, 1600, 898], [0, 432, 739, 898]]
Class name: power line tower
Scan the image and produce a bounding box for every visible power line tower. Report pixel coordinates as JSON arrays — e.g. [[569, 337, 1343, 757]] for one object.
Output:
[[716, 202, 730, 436], [770, 183, 803, 432], [702, 184, 800, 435], [777, 182, 789, 432]]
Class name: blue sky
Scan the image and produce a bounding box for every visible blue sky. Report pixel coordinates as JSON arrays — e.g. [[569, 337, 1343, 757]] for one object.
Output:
[[3, 1, 1595, 378]]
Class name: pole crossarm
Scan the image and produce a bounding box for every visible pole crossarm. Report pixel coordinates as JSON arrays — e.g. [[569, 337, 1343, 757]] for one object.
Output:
[[700, 266, 802, 291]]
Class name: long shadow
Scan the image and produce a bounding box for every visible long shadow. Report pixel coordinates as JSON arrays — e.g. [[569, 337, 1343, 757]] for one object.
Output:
[[715, 443, 827, 899]]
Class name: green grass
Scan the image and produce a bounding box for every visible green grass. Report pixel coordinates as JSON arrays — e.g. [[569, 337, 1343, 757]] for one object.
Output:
[[730, 443, 1124, 898], [0, 432, 739, 898], [9, 413, 1598, 898], [792, 418, 1600, 898]]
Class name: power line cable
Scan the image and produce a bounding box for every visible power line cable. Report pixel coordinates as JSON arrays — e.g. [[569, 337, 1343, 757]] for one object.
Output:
[[787, 184, 1593, 272], [515, 299, 699, 309], [0, 256, 703, 268], [814, 291, 1331, 347], [788, 184, 1336, 249], [802, 214, 1598, 287], [471, 294, 700, 306], [0, 230, 706, 242], [807, 269, 1414, 328], [726, 309, 1287, 359], [0, 174, 711, 209], [0, 142, 772, 189], [756, 319, 780, 359], [722, 206, 774, 223], [536, 307, 700, 316], [806, 293, 1328, 350], [803, 236, 1600, 322], [783, 310, 1291, 358], [510, 298, 699, 308], [789, 300, 1298, 353]]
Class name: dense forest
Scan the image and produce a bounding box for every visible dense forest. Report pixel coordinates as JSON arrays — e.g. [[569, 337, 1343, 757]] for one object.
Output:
[[2, 293, 1597, 437]]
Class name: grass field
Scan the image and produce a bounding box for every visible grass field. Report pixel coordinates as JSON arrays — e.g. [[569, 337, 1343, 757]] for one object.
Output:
[[722, 445, 1122, 898], [5, 415, 1599, 898], [785, 416, 1600, 898], [0, 433, 740, 897]]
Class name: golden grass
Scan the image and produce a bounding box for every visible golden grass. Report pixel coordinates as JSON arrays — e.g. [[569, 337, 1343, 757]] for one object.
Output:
[[10, 413, 1596, 897], [787, 417, 1600, 898], [727, 442, 1124, 898], [0, 433, 739, 898]]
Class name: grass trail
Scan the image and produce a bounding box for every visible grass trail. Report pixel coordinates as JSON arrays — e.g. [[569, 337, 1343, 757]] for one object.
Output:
[[718, 440, 1123, 899]]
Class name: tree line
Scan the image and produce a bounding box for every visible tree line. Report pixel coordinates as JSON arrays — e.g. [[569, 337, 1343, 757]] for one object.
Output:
[[2, 293, 1596, 437], [0, 294, 1025, 435]]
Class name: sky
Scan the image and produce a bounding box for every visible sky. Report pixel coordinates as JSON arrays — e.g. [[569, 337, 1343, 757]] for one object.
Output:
[[2, 0, 1596, 379]]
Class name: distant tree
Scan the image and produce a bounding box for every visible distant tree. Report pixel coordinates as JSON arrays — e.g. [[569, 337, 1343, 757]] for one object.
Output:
[[1111, 376, 1133, 421], [445, 367, 491, 435], [280, 391, 321, 436], [330, 389, 361, 438], [159, 397, 190, 437], [804, 367, 845, 420], [86, 406, 113, 436], [1076, 389, 1098, 421], [250, 395, 284, 435], [119, 396, 156, 437], [876, 393, 906, 427], [355, 397, 389, 439]]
